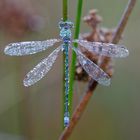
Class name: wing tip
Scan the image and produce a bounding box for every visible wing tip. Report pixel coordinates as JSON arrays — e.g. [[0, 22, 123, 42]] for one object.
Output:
[[4, 46, 10, 55], [4, 44, 17, 56], [23, 80, 30, 87], [98, 77, 111, 86], [23, 78, 33, 87], [119, 47, 129, 58], [123, 48, 129, 57]]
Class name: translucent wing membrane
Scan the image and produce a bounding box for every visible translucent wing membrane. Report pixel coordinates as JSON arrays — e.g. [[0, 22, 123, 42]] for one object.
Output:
[[4, 39, 61, 56], [23, 46, 61, 87], [73, 47, 111, 86], [74, 39, 129, 58]]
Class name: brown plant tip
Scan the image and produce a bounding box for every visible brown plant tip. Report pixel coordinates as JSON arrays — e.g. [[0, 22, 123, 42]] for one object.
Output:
[[83, 9, 102, 29], [75, 9, 114, 82]]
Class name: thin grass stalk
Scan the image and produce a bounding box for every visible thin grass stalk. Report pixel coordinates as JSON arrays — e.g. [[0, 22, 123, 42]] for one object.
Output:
[[69, 0, 83, 117]]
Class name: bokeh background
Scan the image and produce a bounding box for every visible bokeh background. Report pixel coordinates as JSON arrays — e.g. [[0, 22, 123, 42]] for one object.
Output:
[[0, 0, 139, 140]]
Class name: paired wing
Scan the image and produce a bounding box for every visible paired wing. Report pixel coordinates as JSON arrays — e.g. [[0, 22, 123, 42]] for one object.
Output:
[[23, 44, 111, 87], [5, 38, 127, 86], [74, 39, 129, 58], [4, 39, 61, 56], [73, 47, 111, 86], [23, 46, 61, 87]]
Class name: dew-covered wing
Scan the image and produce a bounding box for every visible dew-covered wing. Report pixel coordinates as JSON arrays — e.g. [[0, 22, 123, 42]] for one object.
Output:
[[74, 39, 129, 58], [73, 47, 111, 86], [23, 46, 61, 87], [4, 39, 61, 56]]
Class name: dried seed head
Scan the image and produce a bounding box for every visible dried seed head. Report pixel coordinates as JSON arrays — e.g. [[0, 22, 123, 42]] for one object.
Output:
[[100, 28, 115, 43], [83, 9, 102, 29]]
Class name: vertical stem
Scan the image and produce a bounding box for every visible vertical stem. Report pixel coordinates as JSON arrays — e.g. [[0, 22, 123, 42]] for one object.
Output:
[[63, 0, 68, 21], [69, 0, 83, 117], [62, 0, 68, 128]]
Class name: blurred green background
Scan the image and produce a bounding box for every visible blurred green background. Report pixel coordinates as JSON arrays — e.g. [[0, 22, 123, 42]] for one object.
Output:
[[0, 0, 139, 140]]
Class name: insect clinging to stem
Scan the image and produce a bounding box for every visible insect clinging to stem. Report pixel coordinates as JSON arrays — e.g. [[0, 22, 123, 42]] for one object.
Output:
[[4, 20, 129, 126]]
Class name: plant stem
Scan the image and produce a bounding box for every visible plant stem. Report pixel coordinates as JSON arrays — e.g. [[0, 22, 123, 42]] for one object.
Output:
[[62, 0, 68, 128], [112, 0, 136, 44], [63, 0, 68, 21], [69, 0, 83, 117]]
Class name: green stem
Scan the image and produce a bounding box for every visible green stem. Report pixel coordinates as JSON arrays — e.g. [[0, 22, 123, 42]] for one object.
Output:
[[63, 0, 68, 21], [69, 0, 83, 117], [62, 0, 68, 128]]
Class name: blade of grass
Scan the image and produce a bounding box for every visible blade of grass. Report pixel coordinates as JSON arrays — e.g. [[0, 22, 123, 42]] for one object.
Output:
[[63, 0, 68, 21], [69, 0, 83, 117]]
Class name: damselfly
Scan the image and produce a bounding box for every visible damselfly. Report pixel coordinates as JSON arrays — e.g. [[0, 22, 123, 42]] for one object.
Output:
[[4, 20, 129, 126]]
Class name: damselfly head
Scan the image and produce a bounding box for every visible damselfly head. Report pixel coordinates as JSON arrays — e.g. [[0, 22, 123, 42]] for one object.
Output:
[[59, 20, 74, 29], [59, 21, 73, 41]]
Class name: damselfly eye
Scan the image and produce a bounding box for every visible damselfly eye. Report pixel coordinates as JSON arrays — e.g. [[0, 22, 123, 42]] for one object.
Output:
[[67, 21, 74, 28], [59, 21, 65, 28]]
